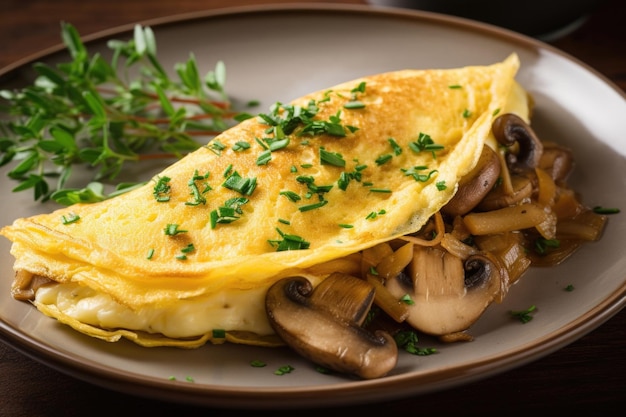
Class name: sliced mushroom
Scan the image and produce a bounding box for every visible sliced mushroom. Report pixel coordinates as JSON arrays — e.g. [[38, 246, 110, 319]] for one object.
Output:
[[443, 145, 501, 217], [476, 174, 534, 211], [385, 246, 505, 336], [265, 273, 398, 379], [538, 142, 575, 183], [492, 113, 543, 173]]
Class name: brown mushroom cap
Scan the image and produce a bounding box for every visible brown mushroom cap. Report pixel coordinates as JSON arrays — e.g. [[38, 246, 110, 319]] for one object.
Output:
[[492, 113, 544, 173], [385, 246, 505, 336], [265, 273, 398, 379]]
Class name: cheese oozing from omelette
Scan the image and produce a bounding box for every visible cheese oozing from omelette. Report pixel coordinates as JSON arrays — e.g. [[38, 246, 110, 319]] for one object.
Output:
[[1, 54, 527, 347]]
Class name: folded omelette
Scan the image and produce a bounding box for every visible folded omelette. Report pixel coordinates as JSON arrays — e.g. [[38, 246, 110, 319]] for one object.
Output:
[[1, 54, 526, 347]]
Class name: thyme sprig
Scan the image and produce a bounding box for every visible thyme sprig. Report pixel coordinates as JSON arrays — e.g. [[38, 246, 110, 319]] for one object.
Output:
[[0, 23, 242, 204]]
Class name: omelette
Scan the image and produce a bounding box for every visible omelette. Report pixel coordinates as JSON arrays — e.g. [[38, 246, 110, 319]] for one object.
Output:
[[0, 54, 526, 348]]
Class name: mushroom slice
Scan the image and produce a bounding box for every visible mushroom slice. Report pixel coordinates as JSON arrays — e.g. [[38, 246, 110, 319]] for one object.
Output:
[[385, 246, 505, 336], [265, 273, 398, 379], [443, 145, 501, 217], [538, 142, 575, 183], [476, 174, 533, 211], [492, 113, 544, 174]]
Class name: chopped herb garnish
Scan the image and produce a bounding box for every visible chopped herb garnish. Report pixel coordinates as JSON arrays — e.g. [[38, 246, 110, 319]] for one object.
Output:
[[352, 81, 366, 94], [449, 84, 462, 89], [409, 132, 444, 158], [299, 199, 328, 212], [222, 171, 257, 195], [402, 166, 438, 182], [366, 209, 386, 220], [278, 218, 291, 225], [534, 237, 560, 255], [510, 305, 537, 323], [593, 206, 620, 214], [400, 294, 415, 305], [146, 248, 155, 260], [212, 329, 226, 338], [256, 149, 272, 165], [181, 243, 195, 254], [370, 188, 392, 193], [462, 109, 472, 118], [394, 330, 437, 356], [269, 228, 311, 251], [232, 141, 251, 151], [375, 154, 393, 165], [338, 223, 354, 228], [164, 223, 187, 236], [250, 360, 267, 368], [279, 190, 301, 202], [61, 212, 80, 225], [388, 137, 402, 155], [343, 100, 365, 109], [565, 284, 575, 292], [209, 198, 249, 228], [320, 147, 346, 167], [436, 180, 447, 191], [315, 365, 333, 374], [207, 139, 226, 155], [274, 365, 295, 375], [153, 176, 171, 202], [185, 170, 211, 206]]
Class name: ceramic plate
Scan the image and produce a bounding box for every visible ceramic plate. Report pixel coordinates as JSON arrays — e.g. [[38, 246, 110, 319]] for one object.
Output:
[[0, 4, 625, 409]]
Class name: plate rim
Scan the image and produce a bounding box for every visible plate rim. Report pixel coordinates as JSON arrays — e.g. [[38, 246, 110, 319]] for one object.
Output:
[[1, 3, 625, 409]]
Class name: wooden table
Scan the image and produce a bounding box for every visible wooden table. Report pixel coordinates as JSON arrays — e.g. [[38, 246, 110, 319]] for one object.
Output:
[[1, 1, 624, 415]]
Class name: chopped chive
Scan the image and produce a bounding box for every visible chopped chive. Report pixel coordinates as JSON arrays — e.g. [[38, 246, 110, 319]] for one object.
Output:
[[164, 223, 187, 235], [320, 147, 346, 167], [250, 360, 267, 368], [388, 137, 402, 155], [343, 100, 365, 109], [280, 190, 301, 202], [146, 248, 155, 260], [299, 200, 328, 212], [61, 212, 80, 225], [223, 164, 233, 178], [181, 243, 195, 254], [256, 149, 272, 165], [375, 154, 392, 165], [232, 141, 251, 151], [152, 176, 171, 202], [593, 206, 620, 214], [212, 329, 226, 338]]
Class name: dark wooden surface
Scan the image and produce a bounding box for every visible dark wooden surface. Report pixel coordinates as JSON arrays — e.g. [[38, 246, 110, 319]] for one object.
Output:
[[1, 1, 625, 415]]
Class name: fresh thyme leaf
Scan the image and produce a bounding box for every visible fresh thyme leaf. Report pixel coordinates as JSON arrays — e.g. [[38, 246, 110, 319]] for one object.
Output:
[[0, 23, 242, 203]]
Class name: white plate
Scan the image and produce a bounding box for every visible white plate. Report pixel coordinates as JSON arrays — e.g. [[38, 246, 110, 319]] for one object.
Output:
[[1, 4, 625, 409]]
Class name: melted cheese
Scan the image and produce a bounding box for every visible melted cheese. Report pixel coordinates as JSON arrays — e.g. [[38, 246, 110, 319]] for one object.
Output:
[[1, 55, 526, 347]]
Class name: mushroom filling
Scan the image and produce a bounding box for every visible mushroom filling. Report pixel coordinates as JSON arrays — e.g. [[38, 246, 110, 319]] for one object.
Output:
[[266, 113, 607, 378]]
